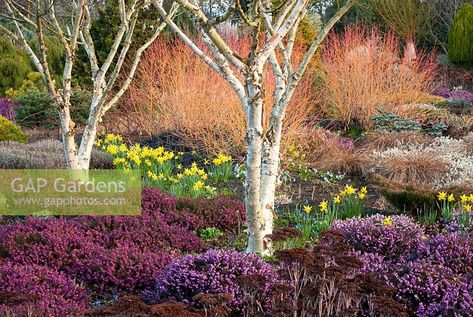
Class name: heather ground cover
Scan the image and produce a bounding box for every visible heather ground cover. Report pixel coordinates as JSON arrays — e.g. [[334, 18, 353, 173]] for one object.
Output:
[[1, 0, 473, 316]]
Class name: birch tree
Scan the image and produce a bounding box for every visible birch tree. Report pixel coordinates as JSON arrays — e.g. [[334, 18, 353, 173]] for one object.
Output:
[[0, 0, 177, 169], [151, 0, 355, 254]]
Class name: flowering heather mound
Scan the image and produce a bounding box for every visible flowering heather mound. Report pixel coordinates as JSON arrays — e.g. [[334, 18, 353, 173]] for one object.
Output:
[[332, 215, 473, 316], [175, 195, 246, 232], [0, 262, 87, 317], [152, 250, 279, 311], [434, 87, 473, 104], [332, 214, 424, 259], [0, 188, 245, 305], [142, 186, 246, 233], [0, 98, 16, 122]]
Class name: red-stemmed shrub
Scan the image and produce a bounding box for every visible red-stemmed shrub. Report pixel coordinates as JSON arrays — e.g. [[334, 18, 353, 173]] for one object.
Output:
[[321, 26, 438, 128]]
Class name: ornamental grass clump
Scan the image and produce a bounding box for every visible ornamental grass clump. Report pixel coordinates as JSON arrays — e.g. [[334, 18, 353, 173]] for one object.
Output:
[[0, 139, 112, 169], [152, 250, 279, 311], [368, 135, 473, 191]]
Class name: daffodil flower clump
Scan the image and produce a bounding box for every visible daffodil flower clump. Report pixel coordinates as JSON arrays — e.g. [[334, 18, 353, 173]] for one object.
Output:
[[208, 153, 233, 182], [292, 185, 369, 239], [95, 133, 236, 198], [437, 191, 473, 228]]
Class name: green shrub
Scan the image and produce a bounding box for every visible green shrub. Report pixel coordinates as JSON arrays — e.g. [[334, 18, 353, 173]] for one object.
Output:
[[29, 36, 64, 77], [6, 72, 45, 98], [0, 37, 33, 96], [15, 90, 57, 129], [0, 116, 27, 143], [14, 89, 92, 129], [448, 3, 473, 64]]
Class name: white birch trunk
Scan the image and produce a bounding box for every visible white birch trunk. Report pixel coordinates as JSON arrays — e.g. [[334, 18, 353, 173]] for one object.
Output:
[[245, 71, 268, 254]]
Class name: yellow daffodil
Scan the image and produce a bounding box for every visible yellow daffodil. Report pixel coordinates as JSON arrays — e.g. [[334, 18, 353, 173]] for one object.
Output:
[[319, 201, 328, 213], [333, 195, 341, 204], [345, 185, 356, 195], [144, 159, 152, 167], [113, 157, 126, 166], [465, 204, 472, 213], [204, 159, 209, 165], [118, 144, 127, 152], [193, 181, 205, 191], [383, 216, 392, 227], [288, 145, 295, 153], [448, 193, 455, 202], [105, 133, 122, 143], [212, 153, 231, 166], [461, 194, 469, 203], [437, 192, 447, 201], [303, 205, 312, 214], [470, 194, 473, 202], [94, 139, 102, 147], [358, 192, 366, 200], [106, 144, 119, 156], [360, 186, 368, 194], [177, 164, 182, 170]]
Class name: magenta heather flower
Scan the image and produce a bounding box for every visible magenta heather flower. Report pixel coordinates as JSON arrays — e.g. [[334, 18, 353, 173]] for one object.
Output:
[[332, 215, 473, 316], [69, 242, 173, 294], [434, 87, 473, 104], [152, 249, 279, 311], [0, 98, 17, 122], [0, 262, 87, 317], [332, 214, 424, 259]]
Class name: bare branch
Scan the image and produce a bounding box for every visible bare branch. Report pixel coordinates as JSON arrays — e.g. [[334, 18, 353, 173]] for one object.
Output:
[[95, 0, 140, 84], [103, 3, 180, 114], [151, 0, 224, 76], [80, 4, 99, 77], [176, 0, 247, 71]]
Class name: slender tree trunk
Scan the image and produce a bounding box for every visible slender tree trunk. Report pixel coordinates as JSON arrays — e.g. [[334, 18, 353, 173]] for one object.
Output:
[[58, 104, 80, 169], [77, 96, 103, 169], [245, 72, 268, 254]]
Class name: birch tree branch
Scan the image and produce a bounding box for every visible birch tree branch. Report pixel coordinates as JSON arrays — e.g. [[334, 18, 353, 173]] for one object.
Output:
[[96, 0, 140, 84], [151, 0, 225, 76], [80, 4, 99, 77], [176, 0, 247, 71], [103, 3, 180, 113]]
